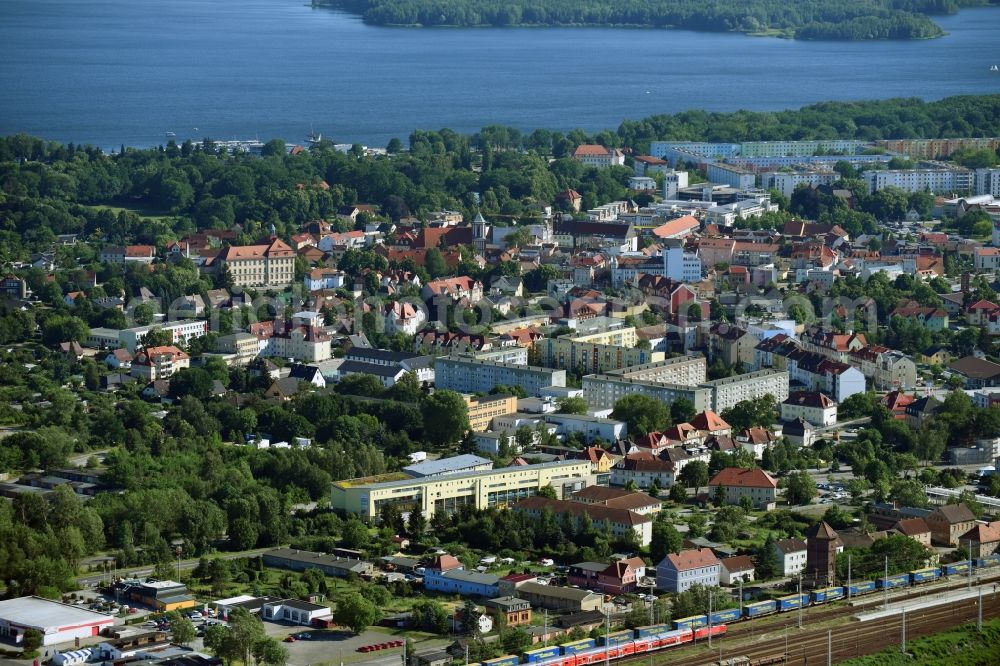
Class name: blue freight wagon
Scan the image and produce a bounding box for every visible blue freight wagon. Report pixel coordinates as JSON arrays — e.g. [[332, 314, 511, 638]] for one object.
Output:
[[523, 647, 560, 663], [778, 594, 809, 611], [602, 630, 634, 647], [943, 561, 972, 576], [483, 657, 520, 666], [672, 615, 708, 630], [811, 587, 845, 604], [560, 639, 596, 655], [708, 608, 742, 624], [847, 581, 876, 596], [910, 567, 941, 584], [743, 600, 778, 618], [976, 554, 1000, 568], [877, 573, 909, 589], [635, 624, 671, 638]]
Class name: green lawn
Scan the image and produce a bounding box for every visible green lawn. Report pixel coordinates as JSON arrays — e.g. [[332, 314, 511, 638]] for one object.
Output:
[[840, 618, 1000, 665], [84, 203, 174, 220]]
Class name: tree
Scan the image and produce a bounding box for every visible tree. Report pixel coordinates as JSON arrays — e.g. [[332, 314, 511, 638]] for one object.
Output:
[[169, 367, 214, 400], [407, 506, 426, 540], [21, 628, 43, 653], [650, 516, 683, 563], [712, 484, 726, 507], [411, 599, 450, 633], [670, 398, 695, 424], [335, 592, 380, 634], [420, 390, 470, 446], [251, 638, 288, 666], [424, 248, 448, 278], [785, 471, 817, 506], [721, 395, 777, 431], [557, 396, 589, 415], [227, 608, 267, 666], [679, 460, 709, 493], [133, 302, 156, 326], [668, 483, 687, 503], [611, 394, 671, 437], [168, 610, 196, 645], [537, 484, 557, 499], [41, 314, 88, 346], [341, 519, 370, 550], [755, 535, 781, 580]]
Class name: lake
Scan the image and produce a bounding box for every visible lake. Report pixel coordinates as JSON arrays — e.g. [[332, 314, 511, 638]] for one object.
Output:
[[1, 0, 999, 149]]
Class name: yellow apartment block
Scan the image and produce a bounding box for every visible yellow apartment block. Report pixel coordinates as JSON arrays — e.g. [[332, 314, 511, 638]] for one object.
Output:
[[330, 461, 594, 519], [570, 326, 638, 347], [465, 393, 519, 432]]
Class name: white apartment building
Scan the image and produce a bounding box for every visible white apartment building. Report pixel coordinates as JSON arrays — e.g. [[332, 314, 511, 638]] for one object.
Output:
[[863, 168, 974, 194], [304, 268, 346, 292], [662, 170, 689, 199], [761, 171, 839, 198], [702, 370, 790, 412], [662, 240, 703, 282], [434, 356, 566, 396], [573, 144, 625, 168], [774, 539, 808, 576], [780, 391, 838, 427], [118, 320, 209, 353], [707, 163, 756, 190], [976, 168, 1000, 197]]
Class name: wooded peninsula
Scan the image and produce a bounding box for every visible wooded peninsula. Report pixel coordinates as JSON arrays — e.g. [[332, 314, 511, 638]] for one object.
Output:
[[320, 0, 999, 40]]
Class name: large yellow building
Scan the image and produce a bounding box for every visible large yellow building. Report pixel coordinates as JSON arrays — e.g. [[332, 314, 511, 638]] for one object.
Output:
[[215, 238, 295, 288], [330, 461, 594, 519], [570, 326, 638, 347], [465, 394, 519, 432]]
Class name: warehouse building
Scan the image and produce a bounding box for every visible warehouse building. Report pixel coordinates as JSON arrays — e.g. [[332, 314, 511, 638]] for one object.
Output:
[[0, 596, 115, 646]]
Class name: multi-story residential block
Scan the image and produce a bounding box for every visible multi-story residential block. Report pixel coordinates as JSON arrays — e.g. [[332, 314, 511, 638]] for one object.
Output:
[[573, 144, 625, 168], [569, 326, 639, 348], [130, 346, 190, 381], [847, 346, 917, 391], [876, 137, 1000, 161], [655, 548, 720, 593], [774, 538, 808, 576], [422, 276, 484, 303], [761, 171, 839, 198], [465, 393, 519, 432], [435, 355, 566, 396], [925, 504, 977, 547], [707, 467, 778, 510], [707, 163, 755, 190], [100, 245, 156, 265], [976, 168, 1000, 197], [610, 453, 675, 490], [330, 461, 593, 519], [702, 370, 789, 412], [707, 323, 758, 368], [257, 321, 331, 363], [570, 486, 661, 516], [513, 497, 652, 547], [781, 391, 837, 426], [214, 332, 260, 365], [863, 168, 974, 194], [118, 320, 209, 353], [214, 238, 295, 288], [0, 275, 28, 299], [661, 238, 703, 282], [974, 247, 1000, 271], [533, 337, 663, 374]]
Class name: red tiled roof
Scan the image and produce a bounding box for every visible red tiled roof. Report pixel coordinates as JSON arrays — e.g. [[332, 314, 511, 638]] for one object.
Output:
[[689, 410, 730, 433], [652, 215, 699, 239], [663, 548, 720, 572], [708, 467, 777, 490]]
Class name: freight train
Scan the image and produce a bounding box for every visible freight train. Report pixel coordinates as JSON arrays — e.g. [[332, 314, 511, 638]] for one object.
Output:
[[471, 555, 1000, 666], [668, 555, 1000, 629]]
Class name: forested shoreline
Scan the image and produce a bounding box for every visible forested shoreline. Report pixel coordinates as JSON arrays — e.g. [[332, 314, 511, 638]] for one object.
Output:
[[318, 0, 999, 40]]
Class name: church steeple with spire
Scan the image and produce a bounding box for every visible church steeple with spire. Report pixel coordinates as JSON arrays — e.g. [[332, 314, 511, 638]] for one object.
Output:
[[472, 210, 489, 251]]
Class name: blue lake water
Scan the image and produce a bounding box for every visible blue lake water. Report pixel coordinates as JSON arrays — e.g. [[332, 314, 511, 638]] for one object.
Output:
[[1, 0, 999, 149]]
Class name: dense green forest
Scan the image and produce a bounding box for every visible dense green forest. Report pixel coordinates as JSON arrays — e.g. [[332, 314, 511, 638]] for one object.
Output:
[[323, 0, 999, 40]]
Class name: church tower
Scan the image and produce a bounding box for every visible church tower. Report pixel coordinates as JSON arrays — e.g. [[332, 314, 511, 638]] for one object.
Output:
[[472, 211, 489, 252]]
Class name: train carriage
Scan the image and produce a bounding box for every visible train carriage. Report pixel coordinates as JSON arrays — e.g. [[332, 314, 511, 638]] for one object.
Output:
[[524, 647, 560, 663], [877, 573, 909, 589], [708, 608, 742, 624], [743, 600, 778, 618], [943, 561, 972, 576], [635, 624, 671, 638], [650, 628, 692, 648], [672, 615, 708, 630], [601, 630, 634, 647], [847, 581, 876, 596], [910, 567, 941, 584], [559, 639, 596, 655], [811, 587, 844, 604], [777, 593, 809, 611], [975, 554, 1000, 569], [483, 657, 520, 666]]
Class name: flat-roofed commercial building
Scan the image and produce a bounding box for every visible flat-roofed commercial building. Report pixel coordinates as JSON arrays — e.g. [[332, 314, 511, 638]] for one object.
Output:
[[0, 597, 115, 646], [330, 461, 593, 519]]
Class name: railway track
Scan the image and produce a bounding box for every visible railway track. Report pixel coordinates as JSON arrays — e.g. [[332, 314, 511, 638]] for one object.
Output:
[[611, 587, 1000, 666]]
